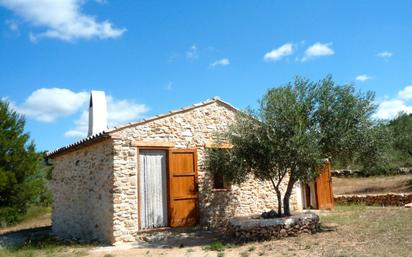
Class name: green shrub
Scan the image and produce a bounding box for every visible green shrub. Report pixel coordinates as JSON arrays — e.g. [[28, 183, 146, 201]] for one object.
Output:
[[0, 207, 21, 227], [204, 241, 225, 251]]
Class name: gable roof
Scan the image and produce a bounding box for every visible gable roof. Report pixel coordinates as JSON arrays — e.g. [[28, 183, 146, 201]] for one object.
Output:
[[46, 97, 239, 158]]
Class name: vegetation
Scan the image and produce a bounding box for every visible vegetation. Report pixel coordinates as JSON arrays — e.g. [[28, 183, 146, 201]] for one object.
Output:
[[0, 100, 50, 227], [387, 113, 412, 167], [2, 205, 410, 256], [334, 112, 412, 175], [207, 76, 378, 215], [203, 241, 225, 251], [0, 234, 93, 257], [333, 174, 412, 195]]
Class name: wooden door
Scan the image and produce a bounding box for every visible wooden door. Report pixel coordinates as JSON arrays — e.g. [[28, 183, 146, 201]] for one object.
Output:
[[315, 161, 334, 209], [168, 149, 199, 227]]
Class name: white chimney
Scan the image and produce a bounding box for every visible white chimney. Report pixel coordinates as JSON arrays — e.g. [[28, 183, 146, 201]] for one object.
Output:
[[88, 90, 108, 136]]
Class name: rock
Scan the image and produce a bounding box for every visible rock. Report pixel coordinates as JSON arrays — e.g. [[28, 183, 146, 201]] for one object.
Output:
[[229, 212, 319, 241], [405, 202, 412, 208], [260, 209, 279, 219]]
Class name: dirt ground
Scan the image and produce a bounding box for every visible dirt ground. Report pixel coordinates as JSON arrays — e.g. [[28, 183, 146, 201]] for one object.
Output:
[[2, 205, 408, 257], [332, 174, 412, 195], [84, 206, 412, 257], [2, 175, 412, 257]]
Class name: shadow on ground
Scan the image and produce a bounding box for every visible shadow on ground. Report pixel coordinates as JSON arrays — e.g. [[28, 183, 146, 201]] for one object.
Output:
[[130, 226, 228, 249], [1, 224, 335, 252], [0, 225, 100, 253], [319, 223, 338, 233], [0, 226, 53, 248], [0, 225, 227, 251]]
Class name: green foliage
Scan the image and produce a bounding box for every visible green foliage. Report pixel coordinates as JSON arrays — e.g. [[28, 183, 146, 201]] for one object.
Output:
[[388, 113, 412, 166], [204, 241, 225, 251], [355, 123, 393, 175], [207, 75, 377, 215], [0, 100, 43, 226], [341, 112, 412, 175], [315, 77, 376, 166], [0, 205, 51, 228], [0, 232, 95, 257], [206, 148, 246, 185], [0, 207, 20, 227], [27, 158, 53, 206]]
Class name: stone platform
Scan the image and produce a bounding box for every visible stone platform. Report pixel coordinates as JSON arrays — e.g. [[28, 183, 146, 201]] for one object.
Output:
[[227, 212, 320, 242]]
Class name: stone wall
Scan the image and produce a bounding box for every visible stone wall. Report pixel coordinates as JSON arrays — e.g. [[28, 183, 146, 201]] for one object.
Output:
[[227, 212, 319, 242], [334, 193, 412, 206], [110, 101, 301, 242], [50, 140, 114, 243], [332, 167, 412, 177]]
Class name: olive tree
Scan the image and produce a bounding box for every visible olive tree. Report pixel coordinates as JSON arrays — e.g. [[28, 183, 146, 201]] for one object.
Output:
[[388, 113, 412, 163], [207, 76, 376, 216]]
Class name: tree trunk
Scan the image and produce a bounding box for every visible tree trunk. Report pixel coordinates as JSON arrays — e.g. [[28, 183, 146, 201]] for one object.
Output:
[[275, 188, 282, 216], [270, 177, 282, 216], [283, 176, 296, 216]]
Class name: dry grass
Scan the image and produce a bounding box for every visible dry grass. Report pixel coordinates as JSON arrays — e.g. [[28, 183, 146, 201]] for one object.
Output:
[[1, 205, 411, 256], [333, 174, 412, 195], [86, 205, 412, 257], [0, 206, 51, 235]]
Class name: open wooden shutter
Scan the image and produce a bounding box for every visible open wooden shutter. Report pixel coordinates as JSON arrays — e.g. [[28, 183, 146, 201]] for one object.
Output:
[[168, 149, 199, 227], [315, 161, 334, 209]]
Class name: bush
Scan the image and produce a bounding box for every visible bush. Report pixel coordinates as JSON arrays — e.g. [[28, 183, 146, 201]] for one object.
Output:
[[0, 207, 21, 227]]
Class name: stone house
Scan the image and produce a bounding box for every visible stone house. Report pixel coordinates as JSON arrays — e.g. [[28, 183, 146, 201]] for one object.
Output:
[[46, 94, 306, 244]]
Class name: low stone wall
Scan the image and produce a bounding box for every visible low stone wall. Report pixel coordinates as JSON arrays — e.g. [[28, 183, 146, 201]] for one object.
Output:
[[332, 169, 362, 177], [334, 193, 412, 206], [227, 212, 319, 242], [332, 167, 412, 177]]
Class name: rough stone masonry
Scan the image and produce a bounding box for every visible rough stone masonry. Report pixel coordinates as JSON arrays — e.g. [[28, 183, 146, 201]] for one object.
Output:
[[49, 98, 302, 243]]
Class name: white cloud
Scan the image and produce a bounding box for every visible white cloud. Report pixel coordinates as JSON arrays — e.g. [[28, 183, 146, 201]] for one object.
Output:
[[264, 43, 294, 61], [165, 81, 173, 91], [11, 88, 88, 122], [5, 19, 19, 31], [374, 99, 412, 120], [356, 74, 373, 82], [398, 85, 412, 100], [65, 95, 149, 138], [64, 111, 89, 138], [211, 58, 230, 67], [302, 42, 334, 62], [106, 96, 148, 126], [9, 87, 149, 138], [374, 85, 412, 119], [186, 45, 198, 60], [0, 0, 126, 42], [377, 51, 393, 58]]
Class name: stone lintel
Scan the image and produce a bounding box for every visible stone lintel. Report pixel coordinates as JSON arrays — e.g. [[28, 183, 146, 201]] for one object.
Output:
[[204, 143, 233, 149], [130, 141, 175, 148]]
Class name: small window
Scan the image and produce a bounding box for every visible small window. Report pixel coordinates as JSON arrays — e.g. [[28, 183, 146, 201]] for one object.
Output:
[[212, 172, 231, 190], [207, 147, 232, 191], [213, 173, 225, 189]]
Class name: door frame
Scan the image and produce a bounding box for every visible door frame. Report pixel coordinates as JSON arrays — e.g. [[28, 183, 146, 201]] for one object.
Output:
[[136, 146, 199, 230], [136, 146, 171, 230]]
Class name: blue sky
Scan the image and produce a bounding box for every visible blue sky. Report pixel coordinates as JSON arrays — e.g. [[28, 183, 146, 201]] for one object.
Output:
[[1, 0, 412, 151]]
